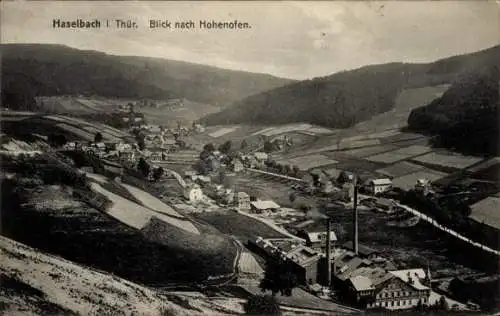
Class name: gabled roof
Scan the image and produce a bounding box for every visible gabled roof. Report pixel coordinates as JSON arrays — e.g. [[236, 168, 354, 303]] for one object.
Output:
[[236, 192, 249, 198], [389, 269, 429, 291], [286, 245, 322, 268], [370, 178, 392, 185], [307, 231, 337, 243], [251, 200, 280, 210], [350, 275, 374, 291]]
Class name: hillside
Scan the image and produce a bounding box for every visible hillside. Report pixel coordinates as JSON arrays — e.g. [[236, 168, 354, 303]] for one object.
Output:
[[1, 44, 293, 110], [407, 66, 500, 156], [0, 235, 223, 316], [202, 45, 500, 128]]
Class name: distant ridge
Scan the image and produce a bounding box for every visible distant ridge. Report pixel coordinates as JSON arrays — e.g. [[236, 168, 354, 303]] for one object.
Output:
[[202, 45, 500, 129], [1, 43, 294, 110]]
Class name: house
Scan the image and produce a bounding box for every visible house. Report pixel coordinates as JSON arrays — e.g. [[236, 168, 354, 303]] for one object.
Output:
[[116, 143, 132, 152], [230, 159, 244, 172], [254, 152, 268, 161], [336, 263, 431, 310], [183, 184, 203, 202], [250, 200, 280, 213], [415, 179, 431, 195], [366, 178, 392, 195], [235, 192, 251, 210], [297, 231, 337, 253], [193, 123, 205, 133], [286, 245, 324, 285], [320, 179, 334, 194]]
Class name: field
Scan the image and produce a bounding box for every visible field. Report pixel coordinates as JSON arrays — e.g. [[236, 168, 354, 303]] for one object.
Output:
[[56, 123, 95, 141], [194, 211, 287, 242], [412, 151, 484, 170], [391, 169, 449, 190], [336, 144, 399, 158], [87, 174, 199, 234], [238, 251, 264, 276], [376, 161, 426, 178], [232, 174, 293, 206], [208, 127, 239, 138], [277, 154, 337, 171], [467, 158, 500, 173], [365, 145, 432, 164], [469, 197, 500, 230]]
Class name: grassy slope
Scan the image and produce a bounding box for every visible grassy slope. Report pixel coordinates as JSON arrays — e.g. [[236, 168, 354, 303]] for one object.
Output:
[[1, 178, 236, 285], [0, 235, 255, 316], [202, 45, 500, 129]]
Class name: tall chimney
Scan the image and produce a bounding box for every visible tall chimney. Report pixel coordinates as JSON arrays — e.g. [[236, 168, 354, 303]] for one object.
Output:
[[325, 218, 331, 287], [353, 176, 359, 255]]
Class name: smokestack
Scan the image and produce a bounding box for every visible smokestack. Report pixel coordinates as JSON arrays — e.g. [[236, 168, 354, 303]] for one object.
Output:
[[353, 176, 359, 255], [325, 218, 331, 287]]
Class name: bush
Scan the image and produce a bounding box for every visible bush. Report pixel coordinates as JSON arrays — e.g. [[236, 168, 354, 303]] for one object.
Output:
[[244, 294, 282, 315]]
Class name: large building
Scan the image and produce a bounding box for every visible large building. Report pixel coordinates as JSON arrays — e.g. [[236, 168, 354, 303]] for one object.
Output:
[[297, 230, 337, 253], [366, 178, 393, 195]]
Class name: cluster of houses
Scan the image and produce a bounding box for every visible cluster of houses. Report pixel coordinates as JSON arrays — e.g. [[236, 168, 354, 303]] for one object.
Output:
[[250, 235, 432, 310], [301, 168, 433, 201]]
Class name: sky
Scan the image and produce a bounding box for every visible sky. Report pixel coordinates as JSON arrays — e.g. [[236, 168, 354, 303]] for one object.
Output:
[[1, 1, 499, 79]]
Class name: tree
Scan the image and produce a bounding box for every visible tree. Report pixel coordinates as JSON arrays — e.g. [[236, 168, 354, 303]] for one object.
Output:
[[218, 140, 232, 154], [264, 140, 274, 153], [152, 167, 164, 181], [203, 143, 215, 152], [260, 261, 299, 297], [438, 296, 449, 311], [244, 294, 281, 316], [137, 157, 150, 177], [289, 192, 297, 203], [292, 165, 300, 176], [283, 164, 292, 175], [48, 134, 67, 147], [94, 132, 103, 143], [240, 139, 248, 150]]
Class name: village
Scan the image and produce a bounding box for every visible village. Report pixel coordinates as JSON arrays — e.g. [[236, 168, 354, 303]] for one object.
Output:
[[1, 108, 495, 314], [30, 110, 483, 313]]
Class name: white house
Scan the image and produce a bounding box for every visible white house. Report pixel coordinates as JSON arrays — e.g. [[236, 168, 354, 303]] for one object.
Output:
[[366, 178, 392, 195], [183, 184, 203, 203], [254, 152, 268, 161]]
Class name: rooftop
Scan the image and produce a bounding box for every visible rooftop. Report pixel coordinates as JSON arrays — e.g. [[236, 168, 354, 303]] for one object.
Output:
[[251, 200, 280, 210], [307, 231, 338, 243], [389, 268, 430, 291], [370, 178, 393, 185], [286, 245, 322, 268], [237, 192, 250, 198]]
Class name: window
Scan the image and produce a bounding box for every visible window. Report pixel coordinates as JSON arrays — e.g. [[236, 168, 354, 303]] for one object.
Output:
[[402, 300, 406, 306], [390, 301, 394, 307], [397, 301, 400, 306]]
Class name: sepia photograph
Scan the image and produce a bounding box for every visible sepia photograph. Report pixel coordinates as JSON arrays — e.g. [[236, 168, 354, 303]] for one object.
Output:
[[0, 1, 499, 315]]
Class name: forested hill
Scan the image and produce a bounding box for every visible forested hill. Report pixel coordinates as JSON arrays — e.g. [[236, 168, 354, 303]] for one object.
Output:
[[202, 45, 500, 128], [408, 66, 500, 156], [1, 44, 293, 110]]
